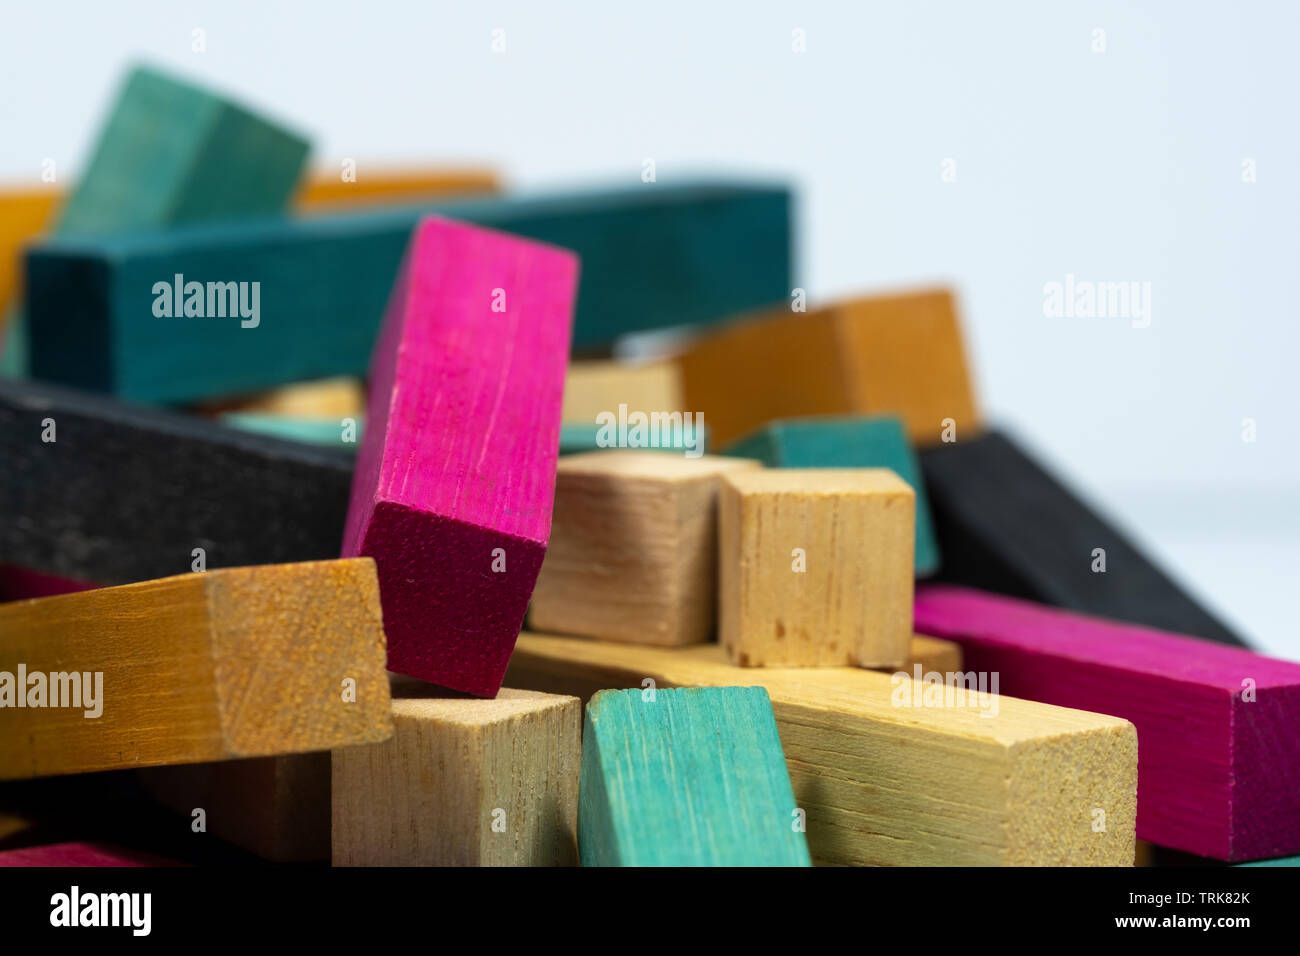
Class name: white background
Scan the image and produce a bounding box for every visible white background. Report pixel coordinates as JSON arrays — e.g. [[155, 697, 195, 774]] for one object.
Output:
[[1, 1, 1295, 655]]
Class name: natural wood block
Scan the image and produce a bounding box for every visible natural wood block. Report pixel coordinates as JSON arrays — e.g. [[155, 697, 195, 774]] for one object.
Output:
[[24, 181, 789, 401], [0, 559, 393, 780], [295, 167, 499, 210], [342, 217, 577, 696], [506, 634, 1138, 866], [2, 63, 309, 377], [332, 687, 580, 867], [914, 585, 1300, 861], [0, 378, 353, 585], [561, 359, 684, 424], [725, 415, 940, 576], [719, 469, 915, 668], [0, 841, 177, 867], [138, 752, 330, 863], [528, 451, 761, 646], [907, 634, 963, 673], [201, 376, 365, 419], [677, 288, 980, 448], [580, 687, 811, 866], [920, 429, 1248, 646]]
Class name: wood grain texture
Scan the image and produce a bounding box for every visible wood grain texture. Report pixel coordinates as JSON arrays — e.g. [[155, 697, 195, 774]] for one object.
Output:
[[580, 687, 811, 866], [342, 217, 576, 696], [725, 415, 940, 576], [719, 469, 915, 668], [295, 167, 499, 210], [23, 181, 789, 400], [2, 63, 309, 377], [913, 584, 1300, 861], [0, 559, 392, 780], [919, 429, 1249, 647], [0, 378, 354, 585], [332, 686, 580, 866], [561, 359, 684, 424], [0, 841, 177, 867], [506, 634, 1137, 866], [529, 451, 761, 646], [677, 288, 980, 448]]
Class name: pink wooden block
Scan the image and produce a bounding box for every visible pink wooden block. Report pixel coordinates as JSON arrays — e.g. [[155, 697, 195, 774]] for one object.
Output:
[[0, 842, 177, 867], [914, 584, 1300, 861], [0, 563, 98, 601], [342, 216, 578, 697]]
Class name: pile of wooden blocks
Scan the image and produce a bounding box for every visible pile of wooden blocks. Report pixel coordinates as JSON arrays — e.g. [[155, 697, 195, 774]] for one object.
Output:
[[1, 65, 1297, 869]]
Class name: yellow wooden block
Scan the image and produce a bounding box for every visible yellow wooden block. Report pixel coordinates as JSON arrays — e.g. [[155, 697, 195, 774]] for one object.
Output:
[[198, 376, 366, 419], [506, 634, 1138, 866], [719, 468, 914, 669], [561, 359, 684, 424], [677, 288, 980, 447], [332, 684, 580, 867], [0, 187, 60, 326], [0, 559, 392, 780], [529, 451, 761, 646], [294, 166, 499, 211]]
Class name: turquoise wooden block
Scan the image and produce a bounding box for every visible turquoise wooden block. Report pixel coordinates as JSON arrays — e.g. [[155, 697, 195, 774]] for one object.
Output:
[[24, 181, 789, 402], [723, 415, 940, 576], [558, 420, 707, 456], [1, 63, 310, 377], [579, 687, 811, 867], [221, 412, 361, 452], [1237, 856, 1300, 866]]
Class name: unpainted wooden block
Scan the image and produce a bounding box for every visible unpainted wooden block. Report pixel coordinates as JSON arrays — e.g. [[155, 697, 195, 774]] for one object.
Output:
[[580, 687, 811, 866], [677, 288, 980, 448], [0, 559, 393, 779], [561, 359, 684, 424], [332, 686, 580, 866], [719, 468, 915, 668], [201, 376, 365, 419], [529, 450, 761, 646], [506, 635, 1138, 866]]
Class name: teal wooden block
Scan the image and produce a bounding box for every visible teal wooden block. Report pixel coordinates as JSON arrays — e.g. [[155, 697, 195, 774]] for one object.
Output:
[[221, 412, 361, 452], [578, 687, 811, 867], [24, 181, 790, 402], [723, 415, 940, 576], [1237, 856, 1300, 866], [558, 420, 707, 456], [1, 63, 310, 377]]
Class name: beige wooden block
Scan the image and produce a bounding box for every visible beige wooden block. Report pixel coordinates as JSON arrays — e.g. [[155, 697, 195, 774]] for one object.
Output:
[[198, 376, 365, 419], [332, 686, 581, 867], [561, 359, 684, 424], [529, 451, 761, 646], [719, 468, 914, 668]]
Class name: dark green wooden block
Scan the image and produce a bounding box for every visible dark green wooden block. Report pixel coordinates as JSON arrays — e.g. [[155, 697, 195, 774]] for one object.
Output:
[[723, 415, 940, 576], [24, 181, 791, 402], [579, 687, 811, 867]]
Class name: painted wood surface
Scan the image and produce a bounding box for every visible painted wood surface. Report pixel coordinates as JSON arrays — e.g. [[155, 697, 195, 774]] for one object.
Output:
[[913, 584, 1300, 861], [23, 181, 790, 401], [677, 288, 980, 448], [719, 468, 915, 668], [0, 559, 392, 779], [0, 378, 354, 586], [725, 415, 940, 576], [0, 841, 177, 867], [579, 687, 811, 866], [506, 634, 1137, 866], [332, 685, 580, 866], [219, 412, 360, 451], [342, 217, 576, 696], [529, 451, 761, 646], [2, 63, 309, 377], [919, 428, 1249, 647], [557, 420, 707, 455], [0, 188, 58, 324]]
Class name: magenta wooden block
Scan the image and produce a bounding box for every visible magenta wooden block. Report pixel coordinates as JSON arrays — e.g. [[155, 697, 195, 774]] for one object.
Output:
[[914, 585, 1300, 861], [0, 842, 176, 867], [342, 216, 578, 697]]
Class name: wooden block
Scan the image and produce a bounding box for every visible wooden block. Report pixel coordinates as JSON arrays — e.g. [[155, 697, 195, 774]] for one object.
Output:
[[0, 187, 59, 322], [725, 415, 940, 576], [332, 686, 580, 866], [558, 420, 707, 455], [296, 166, 499, 210], [24, 181, 790, 401], [201, 376, 365, 419], [562, 359, 684, 424], [219, 412, 360, 452], [139, 753, 330, 863], [2, 64, 310, 376], [908, 634, 963, 673], [677, 288, 980, 448], [580, 687, 811, 866], [919, 429, 1249, 646], [342, 217, 576, 696], [529, 451, 762, 646], [0, 378, 353, 585], [1238, 855, 1300, 867], [913, 585, 1300, 861], [719, 469, 915, 668], [0, 559, 392, 779], [506, 635, 1137, 866], [0, 841, 177, 867], [0, 563, 97, 602]]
